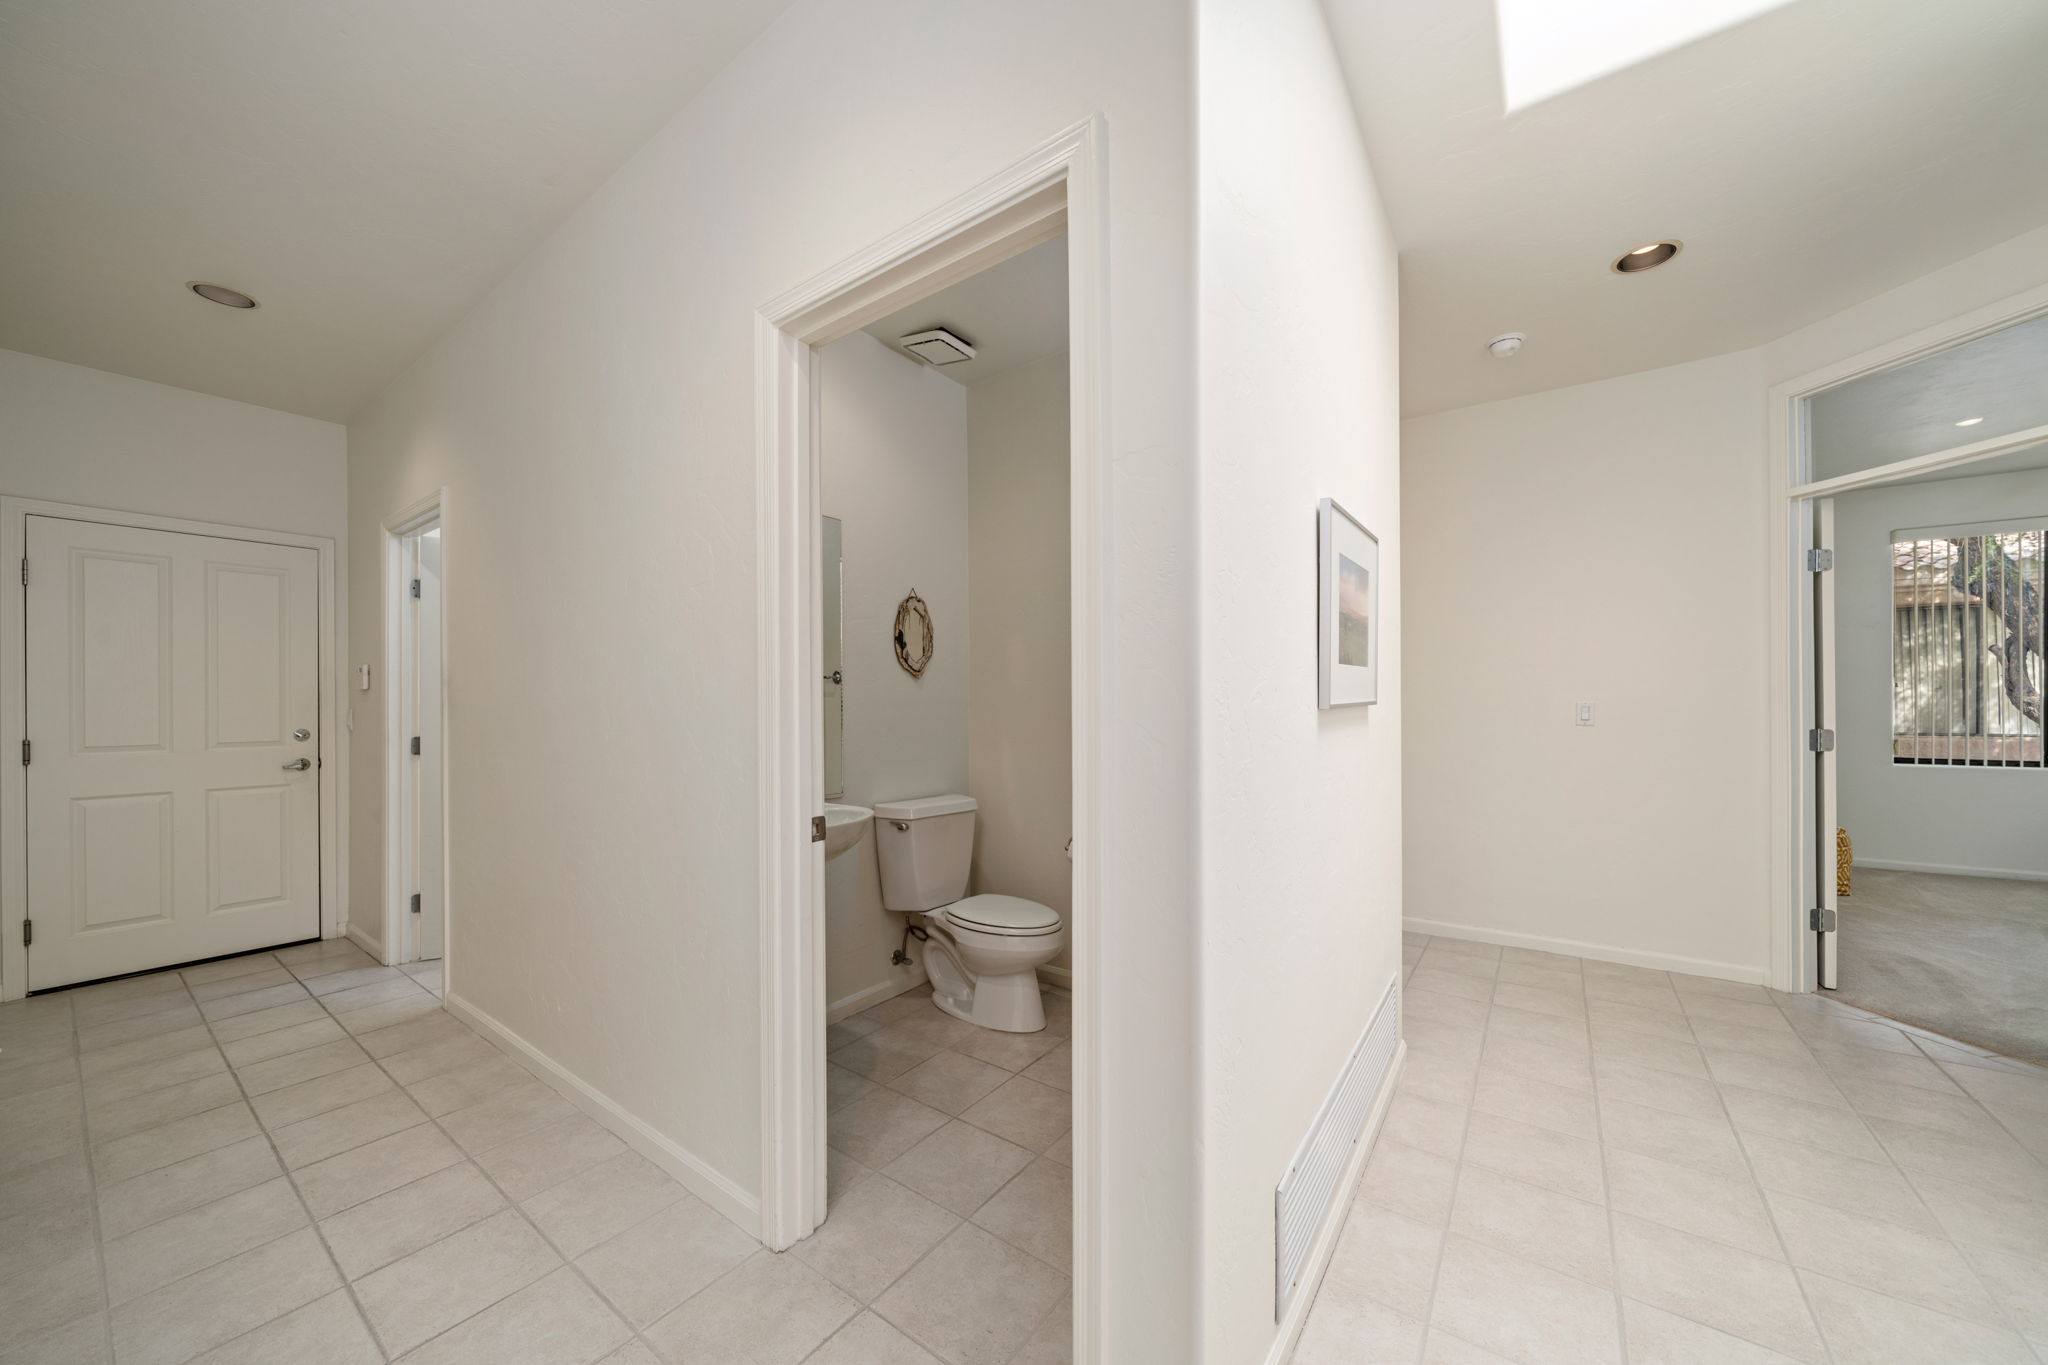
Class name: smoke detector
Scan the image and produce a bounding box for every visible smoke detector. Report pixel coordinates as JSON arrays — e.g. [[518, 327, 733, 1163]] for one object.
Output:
[[1487, 332, 1526, 359], [899, 327, 977, 366]]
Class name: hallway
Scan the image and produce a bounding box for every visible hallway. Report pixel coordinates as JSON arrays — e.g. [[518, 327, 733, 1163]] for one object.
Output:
[[0, 945, 1068, 1364], [1290, 933, 2048, 1365]]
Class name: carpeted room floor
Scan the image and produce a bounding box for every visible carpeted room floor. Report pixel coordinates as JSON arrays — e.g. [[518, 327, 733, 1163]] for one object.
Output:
[[1835, 867, 2048, 1064]]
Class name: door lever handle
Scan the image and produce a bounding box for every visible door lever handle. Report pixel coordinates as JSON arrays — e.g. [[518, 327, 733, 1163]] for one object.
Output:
[[283, 758, 312, 771]]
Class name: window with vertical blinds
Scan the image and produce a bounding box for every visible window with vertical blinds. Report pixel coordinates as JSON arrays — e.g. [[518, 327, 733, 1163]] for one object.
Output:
[[1892, 523, 2045, 768]]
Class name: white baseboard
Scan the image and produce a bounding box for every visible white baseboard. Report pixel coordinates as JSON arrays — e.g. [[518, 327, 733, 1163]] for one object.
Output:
[[1851, 858, 2048, 883], [344, 923, 386, 965], [445, 991, 761, 1236], [1037, 963, 1073, 992], [1404, 917, 1767, 986], [1263, 1040, 1407, 1365], [827, 969, 929, 1025]]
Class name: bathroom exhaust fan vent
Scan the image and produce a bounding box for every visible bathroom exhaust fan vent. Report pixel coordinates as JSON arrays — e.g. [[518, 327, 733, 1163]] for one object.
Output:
[[899, 327, 977, 366]]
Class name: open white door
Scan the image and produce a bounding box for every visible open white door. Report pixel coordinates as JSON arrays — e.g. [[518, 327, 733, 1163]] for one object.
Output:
[[403, 526, 445, 962], [24, 515, 321, 989], [1813, 499, 1840, 990]]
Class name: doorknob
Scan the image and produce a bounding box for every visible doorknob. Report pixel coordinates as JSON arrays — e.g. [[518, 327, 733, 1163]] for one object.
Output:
[[283, 758, 312, 771], [293, 728, 312, 742]]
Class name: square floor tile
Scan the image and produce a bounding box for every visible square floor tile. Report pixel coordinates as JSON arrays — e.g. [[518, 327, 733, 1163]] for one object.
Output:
[[575, 1195, 758, 1327], [1612, 1213, 1823, 1363], [644, 1252, 858, 1365], [1428, 1233, 1621, 1365], [292, 1121, 460, 1218], [1798, 1269, 2033, 1365], [1450, 1165, 1611, 1287], [108, 1227, 338, 1365], [881, 1120, 1033, 1218], [830, 1089, 951, 1168], [958, 1077, 1069, 1154], [103, 1177, 308, 1304], [184, 1288, 380, 1365], [352, 1207, 560, 1356], [970, 1156, 1070, 1273], [398, 1264, 631, 1365], [807, 1311, 945, 1365], [522, 1150, 686, 1258], [794, 1174, 959, 1301], [887, 1052, 1009, 1117], [875, 1223, 1067, 1365], [474, 1114, 629, 1203], [318, 1160, 506, 1279]]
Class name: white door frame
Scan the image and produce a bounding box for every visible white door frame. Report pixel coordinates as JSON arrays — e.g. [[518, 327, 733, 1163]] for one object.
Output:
[[0, 496, 344, 1001], [1765, 282, 2048, 993], [754, 117, 1105, 1357], [379, 491, 449, 971]]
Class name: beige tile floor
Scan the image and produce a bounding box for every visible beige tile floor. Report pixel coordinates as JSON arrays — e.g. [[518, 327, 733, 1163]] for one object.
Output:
[[0, 946, 1071, 1365], [822, 984, 1073, 1365], [1290, 932, 2048, 1365]]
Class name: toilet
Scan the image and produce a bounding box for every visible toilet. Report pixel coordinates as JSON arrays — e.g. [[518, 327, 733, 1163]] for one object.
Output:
[[873, 794, 1064, 1033]]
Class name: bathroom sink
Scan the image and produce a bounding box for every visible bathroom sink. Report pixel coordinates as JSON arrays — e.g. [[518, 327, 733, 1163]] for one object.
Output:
[[822, 803, 872, 858]]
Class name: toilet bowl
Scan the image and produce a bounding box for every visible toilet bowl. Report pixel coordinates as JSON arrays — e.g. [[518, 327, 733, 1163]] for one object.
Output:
[[921, 895, 1065, 1033], [873, 795, 1065, 1034]]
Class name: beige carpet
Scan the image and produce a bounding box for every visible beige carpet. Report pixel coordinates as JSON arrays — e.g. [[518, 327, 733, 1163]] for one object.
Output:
[[1834, 866, 2048, 1064]]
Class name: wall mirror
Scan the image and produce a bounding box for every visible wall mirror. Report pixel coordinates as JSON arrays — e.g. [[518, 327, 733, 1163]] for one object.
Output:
[[821, 516, 845, 800]]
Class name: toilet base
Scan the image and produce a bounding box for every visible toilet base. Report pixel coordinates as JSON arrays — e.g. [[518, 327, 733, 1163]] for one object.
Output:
[[923, 937, 1047, 1033]]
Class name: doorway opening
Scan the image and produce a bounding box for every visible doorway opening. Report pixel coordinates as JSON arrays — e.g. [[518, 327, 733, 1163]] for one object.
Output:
[[384, 497, 447, 985], [754, 121, 1103, 1361], [1776, 298, 2048, 1063]]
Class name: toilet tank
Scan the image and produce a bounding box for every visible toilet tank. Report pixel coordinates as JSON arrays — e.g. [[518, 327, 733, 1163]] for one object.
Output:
[[872, 794, 978, 911]]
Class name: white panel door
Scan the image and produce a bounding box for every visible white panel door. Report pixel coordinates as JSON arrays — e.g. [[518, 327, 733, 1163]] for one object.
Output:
[[1814, 499, 1840, 990], [25, 516, 320, 989]]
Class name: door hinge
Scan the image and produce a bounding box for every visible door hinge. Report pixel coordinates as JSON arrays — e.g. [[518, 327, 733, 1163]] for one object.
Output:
[[1808, 728, 1835, 752], [1806, 548, 1834, 572], [18, 739, 27, 766], [410, 578, 422, 599], [1810, 907, 1838, 933], [21, 918, 30, 947], [410, 893, 421, 915], [410, 736, 421, 756], [19, 557, 27, 587], [810, 815, 826, 843]]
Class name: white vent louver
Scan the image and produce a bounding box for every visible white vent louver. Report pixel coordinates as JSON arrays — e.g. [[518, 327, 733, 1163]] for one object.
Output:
[[1275, 973, 1400, 1319], [899, 327, 977, 366]]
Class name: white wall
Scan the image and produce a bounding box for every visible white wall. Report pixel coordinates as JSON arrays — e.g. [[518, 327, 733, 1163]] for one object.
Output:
[[1403, 225, 2048, 983], [968, 352, 1074, 972], [1195, 0, 1405, 1358], [1403, 349, 1774, 977], [0, 348, 350, 985], [1835, 467, 2048, 880], [345, 0, 1198, 1349], [819, 329, 969, 1013], [0, 349, 346, 542]]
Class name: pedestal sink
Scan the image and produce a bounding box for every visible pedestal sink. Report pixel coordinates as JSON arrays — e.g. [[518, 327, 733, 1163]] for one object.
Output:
[[822, 803, 872, 858]]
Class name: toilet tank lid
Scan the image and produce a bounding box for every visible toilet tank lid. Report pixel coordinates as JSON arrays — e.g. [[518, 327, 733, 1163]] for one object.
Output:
[[873, 794, 978, 820]]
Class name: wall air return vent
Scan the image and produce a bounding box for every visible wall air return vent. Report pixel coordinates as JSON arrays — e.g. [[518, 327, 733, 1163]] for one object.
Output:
[[1275, 972, 1401, 1319]]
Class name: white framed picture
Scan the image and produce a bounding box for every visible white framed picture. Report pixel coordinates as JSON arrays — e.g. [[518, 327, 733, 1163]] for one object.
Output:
[[1318, 497, 1378, 708]]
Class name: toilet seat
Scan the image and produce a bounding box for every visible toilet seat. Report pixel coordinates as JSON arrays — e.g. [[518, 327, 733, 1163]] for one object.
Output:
[[940, 894, 1061, 937]]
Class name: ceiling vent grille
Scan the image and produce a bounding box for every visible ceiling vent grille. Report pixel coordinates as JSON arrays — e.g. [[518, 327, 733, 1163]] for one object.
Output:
[[898, 327, 977, 366]]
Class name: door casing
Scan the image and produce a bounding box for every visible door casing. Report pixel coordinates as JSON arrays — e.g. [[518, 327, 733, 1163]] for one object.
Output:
[[379, 491, 450, 972], [0, 496, 344, 1001], [753, 118, 1106, 1362], [1766, 282, 2048, 994]]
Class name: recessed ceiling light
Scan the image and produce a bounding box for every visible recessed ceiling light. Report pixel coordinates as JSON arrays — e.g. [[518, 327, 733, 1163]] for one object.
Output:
[[188, 281, 258, 309], [1955, 417, 1985, 427], [1611, 241, 1681, 274]]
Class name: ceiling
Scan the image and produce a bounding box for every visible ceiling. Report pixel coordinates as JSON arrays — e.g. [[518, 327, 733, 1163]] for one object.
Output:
[[0, 0, 790, 420], [1809, 311, 2048, 479], [1323, 0, 2048, 416], [862, 236, 1069, 387]]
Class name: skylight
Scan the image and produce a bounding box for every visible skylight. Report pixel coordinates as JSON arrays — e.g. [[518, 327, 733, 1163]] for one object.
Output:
[[1494, 0, 1798, 111]]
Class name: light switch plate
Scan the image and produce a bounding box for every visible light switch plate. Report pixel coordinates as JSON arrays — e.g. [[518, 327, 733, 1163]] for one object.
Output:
[[1575, 702, 1595, 726]]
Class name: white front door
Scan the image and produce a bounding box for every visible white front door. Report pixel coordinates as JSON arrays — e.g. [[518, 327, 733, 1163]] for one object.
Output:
[[25, 515, 321, 990]]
